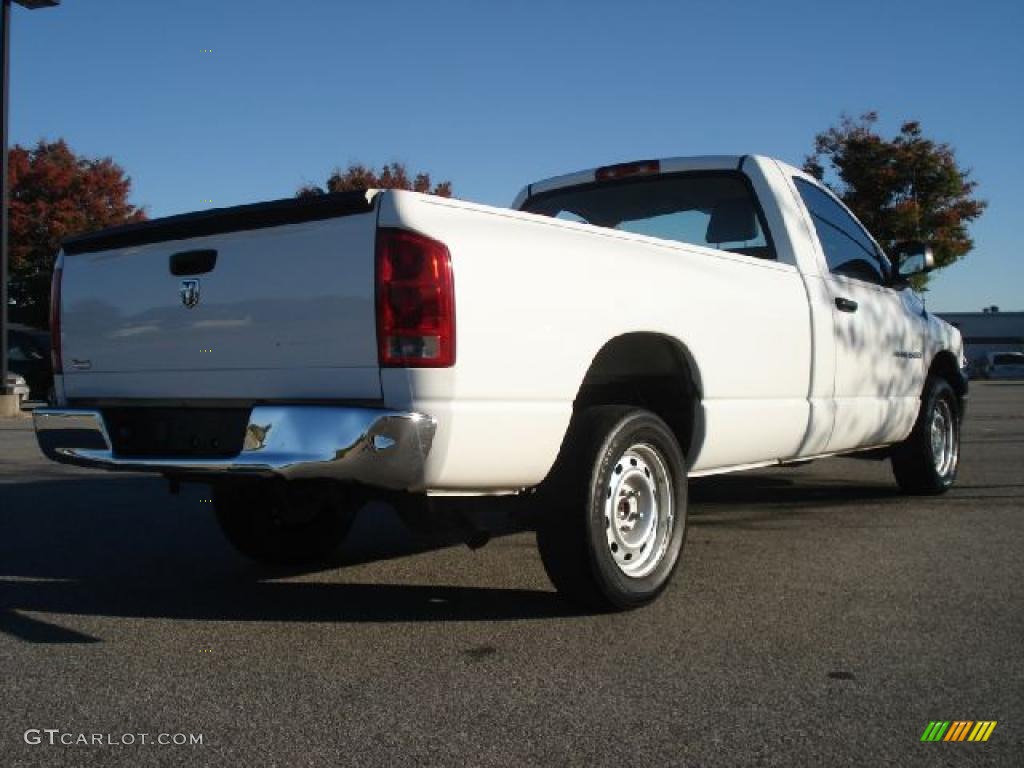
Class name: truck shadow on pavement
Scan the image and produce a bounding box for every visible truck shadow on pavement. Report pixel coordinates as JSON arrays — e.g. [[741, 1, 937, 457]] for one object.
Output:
[[0, 477, 583, 643], [0, 468, 919, 642], [688, 471, 903, 528]]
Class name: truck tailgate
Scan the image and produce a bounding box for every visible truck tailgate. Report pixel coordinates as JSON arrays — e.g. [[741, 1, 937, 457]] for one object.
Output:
[[59, 191, 382, 402]]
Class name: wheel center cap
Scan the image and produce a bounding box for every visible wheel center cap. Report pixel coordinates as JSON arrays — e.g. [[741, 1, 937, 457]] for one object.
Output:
[[617, 489, 641, 532]]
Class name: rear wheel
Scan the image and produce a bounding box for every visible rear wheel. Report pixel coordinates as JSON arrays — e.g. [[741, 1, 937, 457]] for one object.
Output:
[[891, 377, 961, 495], [213, 480, 362, 565], [536, 406, 688, 611]]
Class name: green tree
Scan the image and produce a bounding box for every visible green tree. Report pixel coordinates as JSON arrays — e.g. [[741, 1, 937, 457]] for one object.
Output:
[[298, 162, 452, 198], [8, 139, 146, 327], [804, 112, 986, 289]]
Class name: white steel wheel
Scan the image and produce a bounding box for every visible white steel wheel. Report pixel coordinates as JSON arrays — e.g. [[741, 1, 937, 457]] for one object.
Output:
[[536, 406, 688, 611], [929, 397, 958, 478], [892, 376, 961, 495], [604, 443, 674, 579]]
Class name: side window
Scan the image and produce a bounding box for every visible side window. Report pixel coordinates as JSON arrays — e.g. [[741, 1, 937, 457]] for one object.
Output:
[[794, 178, 889, 284]]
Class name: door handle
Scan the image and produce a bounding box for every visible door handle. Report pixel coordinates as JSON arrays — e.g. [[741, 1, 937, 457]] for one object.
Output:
[[835, 297, 858, 313], [170, 249, 217, 276]]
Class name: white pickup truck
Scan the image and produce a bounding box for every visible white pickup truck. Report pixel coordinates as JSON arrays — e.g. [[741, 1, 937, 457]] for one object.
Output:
[[35, 155, 967, 610]]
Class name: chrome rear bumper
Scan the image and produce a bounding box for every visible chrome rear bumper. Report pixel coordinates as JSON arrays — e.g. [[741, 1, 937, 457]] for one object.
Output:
[[33, 406, 436, 490]]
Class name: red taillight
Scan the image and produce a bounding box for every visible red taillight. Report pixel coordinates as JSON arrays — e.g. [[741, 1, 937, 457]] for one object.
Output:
[[49, 264, 63, 375], [595, 159, 661, 181], [375, 228, 455, 367]]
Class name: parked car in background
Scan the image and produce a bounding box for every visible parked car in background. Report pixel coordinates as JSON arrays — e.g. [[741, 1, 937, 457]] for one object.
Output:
[[979, 351, 1024, 380], [7, 323, 52, 402]]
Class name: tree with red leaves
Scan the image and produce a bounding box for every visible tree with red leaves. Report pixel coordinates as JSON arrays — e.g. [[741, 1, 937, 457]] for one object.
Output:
[[805, 113, 986, 290], [8, 139, 146, 327], [297, 162, 452, 199]]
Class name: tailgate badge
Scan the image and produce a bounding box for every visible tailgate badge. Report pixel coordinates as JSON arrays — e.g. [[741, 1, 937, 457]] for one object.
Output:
[[180, 279, 201, 308]]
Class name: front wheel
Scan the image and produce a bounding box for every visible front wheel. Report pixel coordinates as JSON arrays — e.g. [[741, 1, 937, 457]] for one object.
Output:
[[536, 406, 688, 611], [891, 377, 961, 495], [213, 480, 362, 565]]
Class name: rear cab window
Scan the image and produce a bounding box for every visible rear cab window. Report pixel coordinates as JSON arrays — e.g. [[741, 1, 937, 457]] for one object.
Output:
[[520, 172, 777, 261]]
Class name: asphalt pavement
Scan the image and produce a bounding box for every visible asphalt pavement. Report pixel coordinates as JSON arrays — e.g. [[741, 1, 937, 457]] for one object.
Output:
[[1, 383, 1022, 766]]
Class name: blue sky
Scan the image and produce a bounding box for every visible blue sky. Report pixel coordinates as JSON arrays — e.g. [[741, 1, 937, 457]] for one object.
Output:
[[9, 0, 1022, 311]]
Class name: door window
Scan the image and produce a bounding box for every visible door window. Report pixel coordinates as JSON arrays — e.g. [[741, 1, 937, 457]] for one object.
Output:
[[794, 178, 890, 284]]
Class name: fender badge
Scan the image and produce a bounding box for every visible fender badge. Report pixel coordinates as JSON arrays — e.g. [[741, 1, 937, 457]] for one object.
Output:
[[181, 278, 201, 308]]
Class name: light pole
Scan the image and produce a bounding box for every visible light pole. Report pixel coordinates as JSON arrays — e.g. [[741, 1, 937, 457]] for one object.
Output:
[[1, 0, 59, 415]]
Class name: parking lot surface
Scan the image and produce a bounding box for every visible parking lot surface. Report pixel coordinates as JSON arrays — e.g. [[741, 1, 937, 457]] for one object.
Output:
[[1, 383, 1022, 766]]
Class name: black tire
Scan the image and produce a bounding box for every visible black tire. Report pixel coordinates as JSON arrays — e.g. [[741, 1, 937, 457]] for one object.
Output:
[[891, 377, 961, 495], [536, 406, 688, 611], [213, 480, 362, 565]]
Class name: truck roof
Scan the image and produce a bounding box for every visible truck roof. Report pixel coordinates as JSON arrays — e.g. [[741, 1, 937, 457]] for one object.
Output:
[[513, 154, 804, 208]]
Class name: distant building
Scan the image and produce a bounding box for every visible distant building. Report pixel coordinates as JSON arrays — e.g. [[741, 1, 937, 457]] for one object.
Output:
[[936, 311, 1024, 368]]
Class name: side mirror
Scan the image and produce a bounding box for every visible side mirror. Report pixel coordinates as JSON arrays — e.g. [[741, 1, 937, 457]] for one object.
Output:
[[893, 241, 935, 278]]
